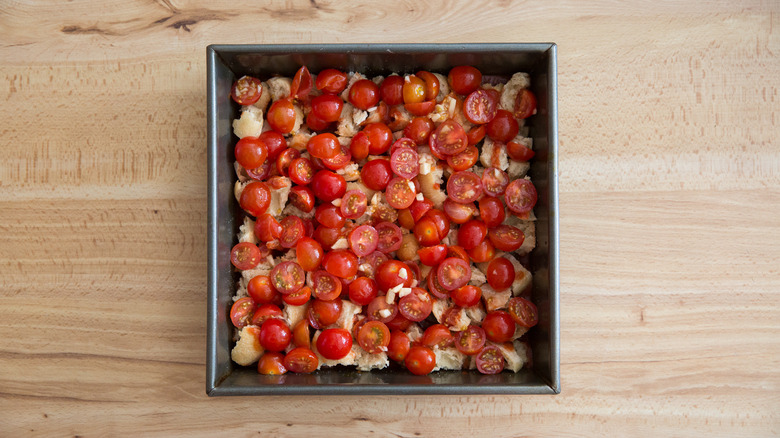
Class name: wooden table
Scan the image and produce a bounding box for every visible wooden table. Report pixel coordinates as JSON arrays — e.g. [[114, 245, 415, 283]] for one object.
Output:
[[1, 1, 778, 436]]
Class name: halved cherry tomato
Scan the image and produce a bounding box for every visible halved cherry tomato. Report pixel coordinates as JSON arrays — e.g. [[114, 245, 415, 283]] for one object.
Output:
[[446, 145, 479, 171], [405, 345, 436, 375], [387, 330, 411, 362], [466, 125, 486, 146], [360, 158, 393, 191], [315, 204, 346, 229], [322, 249, 358, 278], [310, 270, 340, 301], [442, 198, 477, 224], [275, 148, 299, 177], [447, 245, 470, 263], [478, 197, 505, 228], [357, 320, 391, 354], [279, 216, 305, 248], [251, 303, 281, 327], [486, 109, 519, 143], [348, 276, 378, 306], [386, 313, 413, 331], [375, 221, 403, 254], [288, 157, 314, 185], [423, 209, 450, 239], [313, 225, 340, 251], [421, 324, 454, 349], [283, 285, 311, 306], [436, 257, 471, 291], [380, 75, 404, 105], [390, 147, 419, 179], [235, 137, 268, 170], [455, 325, 486, 355], [487, 257, 515, 291], [457, 220, 487, 250], [310, 94, 344, 122], [230, 242, 262, 270], [429, 119, 467, 156], [475, 345, 505, 374], [404, 117, 434, 145], [321, 145, 352, 171], [340, 190, 367, 219], [306, 111, 330, 131], [366, 295, 398, 323], [348, 79, 380, 110], [507, 297, 539, 328], [385, 177, 416, 210], [488, 225, 525, 252], [507, 140, 535, 162], [259, 131, 287, 160], [231, 75, 263, 105], [247, 275, 279, 305], [426, 270, 450, 300], [363, 122, 393, 155], [359, 251, 389, 278], [307, 133, 340, 159], [289, 186, 315, 213], [284, 347, 318, 373], [246, 160, 272, 181], [483, 310, 516, 343], [467, 239, 495, 263], [514, 88, 537, 119], [266, 98, 297, 134], [270, 261, 306, 295], [448, 65, 482, 95], [348, 224, 379, 257], [408, 198, 434, 222], [293, 319, 311, 348], [416, 71, 440, 101], [481, 167, 510, 197], [451, 284, 482, 308], [258, 351, 287, 375], [229, 297, 255, 328], [417, 244, 447, 267], [463, 88, 498, 124], [505, 178, 537, 215], [375, 259, 414, 292], [316, 69, 348, 94], [308, 299, 342, 330], [259, 318, 292, 352], [413, 217, 440, 247], [310, 170, 347, 202], [446, 171, 483, 204], [404, 100, 435, 116], [239, 181, 271, 217], [398, 288, 433, 322], [349, 132, 371, 161], [290, 66, 313, 100]]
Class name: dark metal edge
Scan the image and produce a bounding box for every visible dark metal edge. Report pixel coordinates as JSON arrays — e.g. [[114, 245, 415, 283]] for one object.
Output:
[[547, 43, 561, 394], [206, 45, 221, 396]]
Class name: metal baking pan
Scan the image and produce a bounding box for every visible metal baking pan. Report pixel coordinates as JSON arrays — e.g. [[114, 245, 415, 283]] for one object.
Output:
[[207, 43, 559, 395]]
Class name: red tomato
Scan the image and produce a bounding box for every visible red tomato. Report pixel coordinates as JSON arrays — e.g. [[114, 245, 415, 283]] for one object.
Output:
[[257, 351, 287, 375], [380, 75, 404, 105], [402, 75, 426, 104], [375, 259, 414, 292], [270, 261, 305, 295], [386, 313, 413, 331], [507, 140, 535, 162], [266, 98, 297, 134], [231, 75, 263, 105], [390, 147, 419, 179], [475, 345, 505, 374], [455, 324, 486, 355], [292, 319, 311, 348], [289, 186, 315, 213], [387, 330, 411, 362], [306, 111, 330, 131], [366, 296, 398, 323], [321, 146, 352, 171], [385, 177, 416, 209], [416, 71, 440, 101], [467, 239, 496, 263], [259, 318, 292, 352], [314, 204, 346, 229], [417, 244, 447, 267], [405, 345, 436, 375], [229, 297, 255, 328], [451, 284, 482, 308], [482, 310, 516, 343], [250, 302, 282, 327], [307, 133, 341, 159], [436, 257, 471, 291], [284, 347, 319, 373], [310, 94, 344, 122], [487, 257, 515, 291], [463, 89, 498, 124], [442, 198, 477, 224], [348, 79, 380, 110], [422, 209, 450, 239], [308, 298, 343, 329], [283, 285, 311, 306], [230, 242, 262, 270], [457, 220, 487, 250], [466, 125, 486, 146], [316, 68, 348, 94], [247, 275, 280, 305], [258, 131, 286, 160], [404, 117, 434, 145], [310, 170, 347, 202], [246, 160, 272, 181], [448, 66, 482, 95], [375, 221, 403, 254], [485, 109, 519, 143], [398, 288, 433, 322], [322, 249, 358, 278], [487, 225, 525, 252], [348, 276, 378, 306], [429, 119, 468, 156], [357, 320, 391, 354], [421, 324, 454, 349], [426, 270, 450, 300], [350, 132, 371, 161], [239, 181, 271, 217], [408, 198, 434, 222], [234, 137, 268, 170], [514, 88, 537, 119], [279, 216, 305, 248], [287, 158, 313, 186], [507, 297, 539, 328], [275, 148, 300, 177], [504, 178, 537, 215], [446, 171, 483, 204], [404, 100, 435, 116], [340, 190, 367, 219], [312, 270, 342, 301], [478, 197, 505, 228], [413, 217, 441, 247], [362, 122, 393, 155], [348, 224, 379, 257], [481, 167, 510, 197], [447, 245, 470, 263], [360, 158, 393, 191], [446, 145, 479, 171], [313, 225, 341, 251], [290, 66, 312, 100]]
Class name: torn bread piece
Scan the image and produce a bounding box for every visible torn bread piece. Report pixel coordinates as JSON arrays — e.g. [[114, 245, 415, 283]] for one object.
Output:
[[499, 72, 531, 112], [231, 326, 263, 366], [232, 107, 264, 139], [432, 346, 467, 371]]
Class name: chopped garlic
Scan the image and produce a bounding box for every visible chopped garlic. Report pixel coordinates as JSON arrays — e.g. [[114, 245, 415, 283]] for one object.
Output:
[[415, 192, 424, 201], [331, 198, 342, 206], [378, 308, 392, 318], [331, 238, 349, 250], [398, 287, 412, 298]]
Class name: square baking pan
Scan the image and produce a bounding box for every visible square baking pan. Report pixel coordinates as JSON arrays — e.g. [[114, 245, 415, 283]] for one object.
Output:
[[207, 43, 559, 395]]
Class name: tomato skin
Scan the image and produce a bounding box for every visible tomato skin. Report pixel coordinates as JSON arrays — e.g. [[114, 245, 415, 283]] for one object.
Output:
[[270, 261, 306, 295], [314, 204, 346, 229], [423, 209, 451, 240], [307, 133, 341, 159], [284, 347, 319, 373], [485, 109, 519, 143], [310, 170, 347, 202], [507, 297, 539, 328], [436, 257, 471, 291], [308, 298, 343, 329], [349, 79, 380, 110], [231, 75, 263, 105], [316, 69, 348, 94], [257, 352, 287, 375], [504, 178, 538, 215], [282, 285, 311, 306], [487, 257, 515, 291], [451, 284, 482, 308], [375, 222, 403, 254], [466, 125, 486, 146], [230, 297, 256, 329], [316, 328, 353, 360], [455, 324, 486, 355], [231, 242, 262, 270], [402, 75, 426, 104], [421, 324, 454, 349], [507, 140, 535, 162], [404, 117, 435, 145], [514, 88, 537, 119], [475, 345, 505, 374], [239, 181, 271, 217], [442, 198, 477, 225], [463, 88, 499, 124], [387, 330, 411, 362], [413, 217, 441, 247], [416, 70, 440, 101], [398, 288, 433, 322], [322, 249, 359, 279], [275, 148, 300, 177], [310, 94, 344, 122], [488, 225, 525, 252], [448, 66, 482, 95], [312, 225, 341, 251], [247, 275, 280, 305], [348, 224, 379, 257], [340, 190, 368, 220], [380, 75, 404, 105], [363, 122, 393, 155], [235, 137, 268, 170], [446, 145, 479, 171], [292, 320, 311, 348], [358, 320, 391, 354], [481, 167, 510, 197], [446, 171, 483, 204], [350, 132, 371, 161], [360, 158, 393, 191], [429, 119, 468, 156], [279, 216, 305, 249], [417, 244, 447, 267], [259, 131, 287, 161], [457, 220, 487, 250], [348, 276, 378, 306], [405, 345, 436, 375], [288, 185, 315, 213], [477, 197, 505, 228], [482, 311, 516, 343], [258, 318, 292, 352], [390, 147, 420, 179], [404, 100, 435, 116], [266, 98, 297, 134], [467, 239, 496, 264], [375, 259, 414, 292], [290, 66, 313, 100], [294, 237, 323, 272]]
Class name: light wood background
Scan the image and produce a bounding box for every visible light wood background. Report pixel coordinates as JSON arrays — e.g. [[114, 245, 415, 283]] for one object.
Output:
[[1, 1, 778, 436]]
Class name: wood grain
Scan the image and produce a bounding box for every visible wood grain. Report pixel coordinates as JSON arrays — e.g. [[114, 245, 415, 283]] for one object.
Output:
[[1, 0, 778, 436]]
